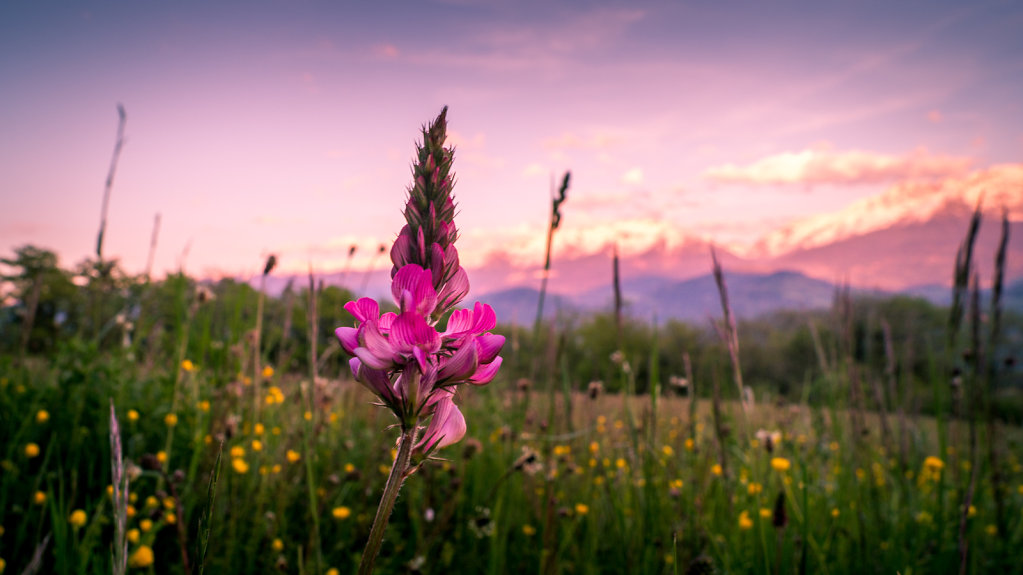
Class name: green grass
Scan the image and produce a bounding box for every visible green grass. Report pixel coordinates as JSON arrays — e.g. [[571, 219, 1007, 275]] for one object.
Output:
[[1, 351, 1021, 574]]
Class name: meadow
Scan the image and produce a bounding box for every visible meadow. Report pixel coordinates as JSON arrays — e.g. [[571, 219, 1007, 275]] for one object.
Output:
[[1, 240, 1022, 575], [2, 109, 1022, 575]]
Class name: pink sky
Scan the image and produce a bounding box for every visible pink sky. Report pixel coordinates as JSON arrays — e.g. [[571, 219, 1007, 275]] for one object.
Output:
[[2, 1, 1022, 292]]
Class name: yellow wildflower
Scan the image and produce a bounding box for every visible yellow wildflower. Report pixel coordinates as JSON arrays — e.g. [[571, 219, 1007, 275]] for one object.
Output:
[[923, 456, 944, 471], [575, 503, 590, 515], [332, 506, 351, 520], [36, 410, 49, 423], [711, 464, 723, 476], [251, 440, 263, 451], [272, 538, 283, 552], [181, 359, 195, 372], [254, 423, 265, 435], [139, 519, 153, 532], [127, 409, 139, 422], [759, 508, 771, 519], [68, 509, 87, 528], [327, 569, 340, 575], [24, 443, 40, 458], [33, 491, 46, 505], [127, 528, 140, 543], [156, 451, 168, 464], [164, 413, 178, 427], [128, 545, 154, 568], [771, 457, 791, 472], [230, 446, 245, 458], [738, 510, 753, 530], [287, 450, 301, 463], [262, 365, 275, 378], [522, 525, 537, 536], [233, 458, 249, 474], [198, 400, 210, 412]]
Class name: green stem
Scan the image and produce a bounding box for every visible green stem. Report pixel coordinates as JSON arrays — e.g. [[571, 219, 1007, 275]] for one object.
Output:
[[358, 425, 418, 575]]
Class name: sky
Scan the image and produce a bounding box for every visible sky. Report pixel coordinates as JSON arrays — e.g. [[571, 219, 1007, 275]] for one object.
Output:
[[2, 0, 1022, 289]]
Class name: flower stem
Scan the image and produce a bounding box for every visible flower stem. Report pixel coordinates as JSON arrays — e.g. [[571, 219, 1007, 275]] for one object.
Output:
[[359, 425, 417, 575]]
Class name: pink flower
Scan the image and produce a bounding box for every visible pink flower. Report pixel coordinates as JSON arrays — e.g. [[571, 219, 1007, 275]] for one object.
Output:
[[335, 108, 503, 453]]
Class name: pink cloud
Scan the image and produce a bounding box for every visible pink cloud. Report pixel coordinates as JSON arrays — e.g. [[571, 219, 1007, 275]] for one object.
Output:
[[704, 148, 971, 186]]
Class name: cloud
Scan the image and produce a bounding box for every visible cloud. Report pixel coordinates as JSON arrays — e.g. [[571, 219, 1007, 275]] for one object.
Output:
[[704, 148, 971, 186], [621, 167, 643, 185], [542, 131, 620, 151]]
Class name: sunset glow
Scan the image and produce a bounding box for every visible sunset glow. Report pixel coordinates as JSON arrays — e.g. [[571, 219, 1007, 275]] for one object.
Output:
[[3, 1, 1022, 296]]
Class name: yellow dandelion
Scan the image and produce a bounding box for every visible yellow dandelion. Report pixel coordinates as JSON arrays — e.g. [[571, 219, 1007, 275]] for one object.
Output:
[[759, 508, 771, 519], [985, 524, 998, 536], [164, 413, 178, 427], [738, 510, 753, 530], [522, 524, 537, 536], [747, 482, 762, 495], [575, 503, 590, 516], [262, 365, 275, 378], [615, 458, 627, 469], [923, 456, 944, 471], [332, 506, 351, 520], [771, 457, 791, 472], [128, 545, 154, 568], [127, 409, 139, 422], [287, 450, 301, 463], [181, 359, 195, 372], [230, 446, 245, 458], [589, 441, 600, 454], [711, 464, 723, 476], [304, 410, 312, 421], [156, 451, 168, 464], [33, 491, 46, 505], [684, 438, 695, 451], [126, 505, 136, 518], [831, 508, 840, 518], [139, 519, 153, 532], [69, 509, 87, 528], [251, 439, 263, 451], [198, 400, 210, 412], [145, 496, 158, 508], [24, 443, 40, 458], [36, 410, 49, 424], [271, 538, 283, 552], [344, 463, 355, 473], [127, 528, 140, 543], [232, 458, 249, 474], [326, 569, 340, 575], [254, 423, 265, 435], [662, 445, 674, 457], [165, 512, 176, 524]]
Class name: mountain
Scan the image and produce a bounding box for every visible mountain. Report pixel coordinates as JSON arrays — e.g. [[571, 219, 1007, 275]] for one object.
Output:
[[481, 270, 844, 324], [753, 164, 1023, 258]]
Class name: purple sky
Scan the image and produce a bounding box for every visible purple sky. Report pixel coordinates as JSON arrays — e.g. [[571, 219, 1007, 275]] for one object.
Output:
[[2, 0, 1022, 286]]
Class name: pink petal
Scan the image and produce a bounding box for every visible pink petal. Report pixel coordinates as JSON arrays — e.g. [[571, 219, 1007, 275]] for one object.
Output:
[[390, 228, 414, 271], [361, 322, 396, 365], [389, 312, 440, 355], [378, 312, 397, 331], [344, 298, 380, 324], [419, 396, 466, 452], [354, 347, 392, 371], [444, 307, 474, 337], [391, 264, 438, 317], [438, 340, 478, 382], [468, 356, 502, 385], [429, 242, 446, 287], [350, 358, 395, 401], [470, 302, 497, 332], [475, 333, 505, 364], [436, 267, 469, 310], [335, 326, 360, 355]]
